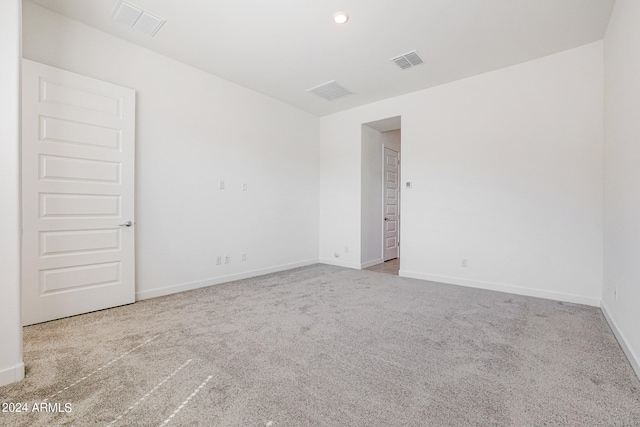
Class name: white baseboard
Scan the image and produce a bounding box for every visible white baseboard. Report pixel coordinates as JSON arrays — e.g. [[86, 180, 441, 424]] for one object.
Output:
[[318, 259, 361, 269], [0, 362, 25, 387], [136, 259, 319, 300], [601, 301, 640, 380], [361, 258, 384, 269], [398, 270, 601, 307]]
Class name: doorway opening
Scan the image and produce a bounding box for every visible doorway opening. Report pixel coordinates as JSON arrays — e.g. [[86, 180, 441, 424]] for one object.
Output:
[[360, 116, 401, 275]]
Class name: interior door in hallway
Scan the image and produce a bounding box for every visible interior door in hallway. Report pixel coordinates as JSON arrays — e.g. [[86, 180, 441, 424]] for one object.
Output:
[[384, 147, 399, 261], [21, 59, 136, 325]]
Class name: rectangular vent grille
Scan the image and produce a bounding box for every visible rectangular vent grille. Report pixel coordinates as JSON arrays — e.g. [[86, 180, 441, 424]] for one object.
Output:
[[113, 1, 165, 37], [391, 51, 424, 70], [307, 80, 353, 101]]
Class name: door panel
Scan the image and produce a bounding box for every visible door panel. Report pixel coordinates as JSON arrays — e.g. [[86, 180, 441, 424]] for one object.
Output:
[[384, 147, 399, 261], [22, 59, 136, 325], [40, 229, 121, 257]]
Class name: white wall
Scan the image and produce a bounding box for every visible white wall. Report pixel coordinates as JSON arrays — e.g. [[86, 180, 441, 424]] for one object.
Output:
[[602, 0, 640, 377], [22, 2, 320, 299], [321, 42, 604, 306], [361, 127, 401, 267], [0, 0, 25, 387]]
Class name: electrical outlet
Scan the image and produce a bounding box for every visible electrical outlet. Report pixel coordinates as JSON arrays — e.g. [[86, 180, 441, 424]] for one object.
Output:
[[242, 183, 248, 191], [241, 252, 247, 261], [219, 180, 225, 189], [216, 256, 222, 265], [225, 255, 230, 264], [461, 258, 468, 268]]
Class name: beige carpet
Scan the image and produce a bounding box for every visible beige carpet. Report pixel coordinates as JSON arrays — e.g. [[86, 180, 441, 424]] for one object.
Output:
[[1, 264, 639, 426]]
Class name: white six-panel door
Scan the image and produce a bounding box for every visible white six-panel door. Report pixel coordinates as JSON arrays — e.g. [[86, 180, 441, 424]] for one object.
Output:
[[22, 59, 136, 325], [384, 147, 399, 261]]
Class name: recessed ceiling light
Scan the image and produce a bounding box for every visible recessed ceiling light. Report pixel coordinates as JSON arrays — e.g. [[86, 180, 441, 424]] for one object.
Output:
[[333, 12, 349, 24]]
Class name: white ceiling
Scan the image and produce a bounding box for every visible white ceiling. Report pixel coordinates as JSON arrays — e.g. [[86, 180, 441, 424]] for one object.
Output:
[[27, 0, 615, 117]]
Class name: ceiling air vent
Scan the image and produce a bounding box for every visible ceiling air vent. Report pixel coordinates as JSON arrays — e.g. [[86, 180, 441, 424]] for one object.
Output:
[[113, 1, 166, 37], [391, 51, 423, 70], [307, 80, 353, 101]]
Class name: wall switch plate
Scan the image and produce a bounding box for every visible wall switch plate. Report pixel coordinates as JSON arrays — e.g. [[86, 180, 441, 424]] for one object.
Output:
[[241, 252, 247, 261], [216, 256, 222, 265], [405, 181, 413, 188], [242, 183, 248, 191], [219, 180, 225, 189], [461, 258, 468, 267], [345, 246, 349, 253], [225, 255, 230, 264]]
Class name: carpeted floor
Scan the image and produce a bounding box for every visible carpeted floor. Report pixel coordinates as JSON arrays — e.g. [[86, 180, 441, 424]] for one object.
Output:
[[1, 264, 639, 426]]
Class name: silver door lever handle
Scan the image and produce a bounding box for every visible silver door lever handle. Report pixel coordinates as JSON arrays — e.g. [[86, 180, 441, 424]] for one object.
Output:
[[119, 221, 133, 227]]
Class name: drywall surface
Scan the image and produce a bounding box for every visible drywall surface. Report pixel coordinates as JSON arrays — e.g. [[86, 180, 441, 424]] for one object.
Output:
[[361, 127, 401, 267], [0, 0, 24, 387], [23, 3, 320, 299], [603, 0, 640, 377], [321, 42, 604, 305], [383, 130, 401, 151]]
